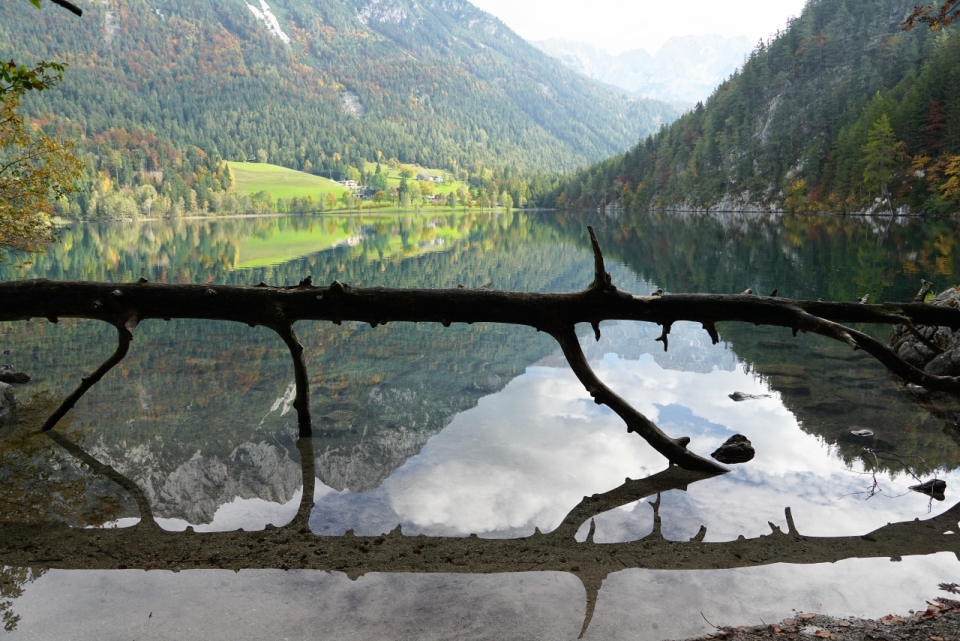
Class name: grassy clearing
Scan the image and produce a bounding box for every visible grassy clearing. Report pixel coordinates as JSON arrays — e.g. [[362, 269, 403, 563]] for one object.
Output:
[[361, 162, 463, 195], [228, 162, 348, 200]]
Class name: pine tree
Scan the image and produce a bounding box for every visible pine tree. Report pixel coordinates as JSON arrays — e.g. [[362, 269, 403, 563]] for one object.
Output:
[[863, 114, 897, 207]]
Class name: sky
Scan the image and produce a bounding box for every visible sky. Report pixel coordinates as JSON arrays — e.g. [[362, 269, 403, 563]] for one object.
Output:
[[467, 0, 809, 54]]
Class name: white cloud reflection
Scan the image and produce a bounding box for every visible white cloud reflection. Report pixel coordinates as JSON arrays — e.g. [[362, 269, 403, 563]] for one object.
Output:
[[372, 334, 958, 541]]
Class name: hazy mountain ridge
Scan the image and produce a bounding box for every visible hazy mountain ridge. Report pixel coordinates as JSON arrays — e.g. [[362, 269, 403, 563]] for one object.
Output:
[[0, 0, 680, 175], [533, 35, 753, 106], [546, 0, 960, 215]]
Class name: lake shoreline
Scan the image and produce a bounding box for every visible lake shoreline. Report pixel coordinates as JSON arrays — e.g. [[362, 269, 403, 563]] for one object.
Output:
[[678, 599, 960, 641], [51, 206, 558, 225]]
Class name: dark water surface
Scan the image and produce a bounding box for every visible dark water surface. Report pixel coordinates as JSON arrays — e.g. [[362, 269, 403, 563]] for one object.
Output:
[[1, 210, 959, 640]]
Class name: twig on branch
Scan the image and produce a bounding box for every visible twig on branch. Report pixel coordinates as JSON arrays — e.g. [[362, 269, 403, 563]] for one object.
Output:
[[784, 507, 798, 535], [913, 280, 934, 302], [649, 492, 663, 539], [41, 315, 138, 432], [702, 321, 720, 345], [655, 322, 672, 352], [587, 225, 615, 293]]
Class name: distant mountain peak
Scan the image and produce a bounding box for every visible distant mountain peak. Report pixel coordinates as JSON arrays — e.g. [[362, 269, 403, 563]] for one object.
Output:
[[1, 0, 680, 176], [533, 34, 753, 106]]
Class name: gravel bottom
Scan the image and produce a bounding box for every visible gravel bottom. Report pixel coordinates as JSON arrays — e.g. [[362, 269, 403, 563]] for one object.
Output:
[[678, 597, 960, 641]]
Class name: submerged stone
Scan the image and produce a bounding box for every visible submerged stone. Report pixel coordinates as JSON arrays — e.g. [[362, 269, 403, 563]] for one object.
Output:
[[711, 434, 755, 464], [909, 479, 946, 501], [0, 364, 30, 384], [0, 381, 16, 424], [728, 392, 771, 402]]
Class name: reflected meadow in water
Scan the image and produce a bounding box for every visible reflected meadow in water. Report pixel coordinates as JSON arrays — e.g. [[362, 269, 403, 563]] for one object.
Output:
[[1, 210, 960, 639]]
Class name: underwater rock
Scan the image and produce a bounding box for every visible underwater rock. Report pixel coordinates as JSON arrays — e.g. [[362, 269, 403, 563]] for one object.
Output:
[[711, 434, 755, 464], [0, 364, 30, 384], [909, 478, 946, 501], [729, 392, 771, 402], [0, 382, 16, 424]]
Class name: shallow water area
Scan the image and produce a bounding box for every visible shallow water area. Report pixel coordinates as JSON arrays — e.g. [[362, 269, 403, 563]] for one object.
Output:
[[1, 210, 959, 639]]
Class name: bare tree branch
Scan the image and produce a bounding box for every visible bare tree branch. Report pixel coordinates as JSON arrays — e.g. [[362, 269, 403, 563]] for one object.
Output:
[[549, 325, 727, 473], [551, 466, 721, 539], [268, 323, 312, 438], [40, 315, 138, 432], [43, 430, 157, 529], [48, 0, 83, 16]]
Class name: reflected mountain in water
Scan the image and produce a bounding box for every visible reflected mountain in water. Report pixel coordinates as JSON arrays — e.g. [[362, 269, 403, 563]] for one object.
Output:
[[1, 431, 958, 638], [3, 210, 960, 527], [3, 210, 960, 638]]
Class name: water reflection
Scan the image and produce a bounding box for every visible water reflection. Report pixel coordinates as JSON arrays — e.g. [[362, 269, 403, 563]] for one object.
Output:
[[1, 428, 957, 638], [2, 210, 960, 638]]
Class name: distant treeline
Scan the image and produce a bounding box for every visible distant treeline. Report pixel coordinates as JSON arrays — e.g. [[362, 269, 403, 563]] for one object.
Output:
[[546, 0, 960, 215], [1, 0, 676, 220], [35, 123, 559, 219]]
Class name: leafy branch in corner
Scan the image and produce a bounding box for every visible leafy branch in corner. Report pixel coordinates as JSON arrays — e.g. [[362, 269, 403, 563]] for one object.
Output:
[[903, 0, 959, 30]]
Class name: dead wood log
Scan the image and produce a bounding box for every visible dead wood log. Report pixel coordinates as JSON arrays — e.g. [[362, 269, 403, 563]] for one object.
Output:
[[3, 229, 960, 472]]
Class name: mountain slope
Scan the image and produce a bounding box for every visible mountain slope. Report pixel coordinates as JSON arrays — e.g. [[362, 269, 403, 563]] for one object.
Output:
[[546, 0, 960, 215], [0, 0, 679, 179], [534, 35, 753, 106]]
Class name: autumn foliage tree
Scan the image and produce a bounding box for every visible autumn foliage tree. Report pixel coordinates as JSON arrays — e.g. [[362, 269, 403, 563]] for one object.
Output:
[[0, 62, 82, 262]]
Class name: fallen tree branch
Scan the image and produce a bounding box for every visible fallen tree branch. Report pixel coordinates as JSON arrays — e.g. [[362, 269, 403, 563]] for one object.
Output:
[[43, 430, 157, 529], [4, 230, 960, 471], [269, 323, 312, 438], [550, 324, 726, 473], [40, 315, 138, 432], [551, 466, 721, 539]]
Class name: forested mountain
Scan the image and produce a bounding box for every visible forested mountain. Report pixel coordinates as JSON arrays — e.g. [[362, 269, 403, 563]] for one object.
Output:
[[534, 35, 753, 106], [0, 0, 679, 219], [547, 0, 960, 215]]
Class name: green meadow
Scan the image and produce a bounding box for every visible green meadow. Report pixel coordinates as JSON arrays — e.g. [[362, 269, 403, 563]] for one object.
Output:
[[228, 162, 349, 200], [361, 162, 462, 195]]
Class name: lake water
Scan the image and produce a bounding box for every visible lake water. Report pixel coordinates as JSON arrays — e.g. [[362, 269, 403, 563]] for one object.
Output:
[[1, 210, 959, 640]]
